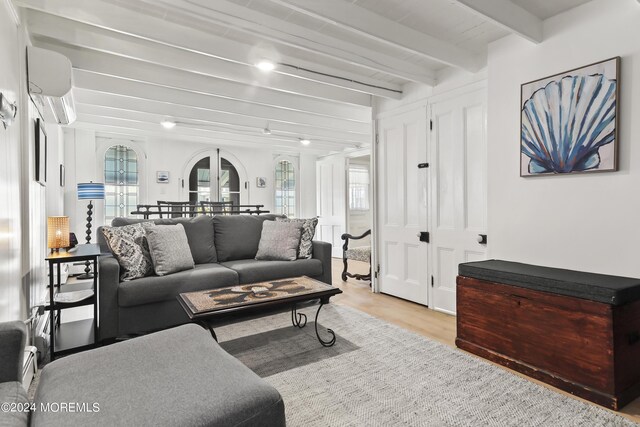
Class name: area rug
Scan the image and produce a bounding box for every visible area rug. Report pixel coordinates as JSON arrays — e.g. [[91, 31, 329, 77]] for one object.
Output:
[[215, 304, 637, 427]]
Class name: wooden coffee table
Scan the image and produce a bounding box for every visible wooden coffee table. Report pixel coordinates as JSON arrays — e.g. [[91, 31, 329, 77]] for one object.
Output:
[[178, 276, 343, 347]]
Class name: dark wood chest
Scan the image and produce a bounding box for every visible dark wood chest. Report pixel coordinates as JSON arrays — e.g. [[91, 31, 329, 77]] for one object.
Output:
[[456, 260, 640, 410]]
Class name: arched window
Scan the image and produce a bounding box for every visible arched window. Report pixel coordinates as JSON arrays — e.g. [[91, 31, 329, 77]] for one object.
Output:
[[188, 155, 240, 206], [104, 145, 138, 221], [275, 159, 296, 217]]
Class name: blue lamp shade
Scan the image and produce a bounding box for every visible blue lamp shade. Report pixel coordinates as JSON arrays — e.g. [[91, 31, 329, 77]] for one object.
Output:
[[77, 182, 105, 200]]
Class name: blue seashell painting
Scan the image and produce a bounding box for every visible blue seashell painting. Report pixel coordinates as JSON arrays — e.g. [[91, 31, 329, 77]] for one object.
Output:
[[520, 57, 619, 176]]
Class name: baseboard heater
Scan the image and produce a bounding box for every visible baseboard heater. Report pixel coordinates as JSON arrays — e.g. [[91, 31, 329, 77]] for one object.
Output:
[[33, 311, 50, 362], [23, 346, 38, 389]]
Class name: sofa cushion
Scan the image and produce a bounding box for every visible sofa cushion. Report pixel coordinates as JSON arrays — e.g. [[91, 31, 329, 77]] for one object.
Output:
[[276, 217, 318, 259], [101, 223, 154, 281], [32, 324, 285, 427], [112, 216, 217, 264], [118, 263, 238, 307], [0, 382, 29, 427], [221, 259, 323, 284], [143, 223, 195, 276], [255, 221, 302, 261], [213, 215, 281, 262]]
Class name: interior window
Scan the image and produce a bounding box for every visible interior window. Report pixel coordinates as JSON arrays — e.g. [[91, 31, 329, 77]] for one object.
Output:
[[104, 145, 139, 222], [348, 165, 370, 211], [275, 159, 296, 217]]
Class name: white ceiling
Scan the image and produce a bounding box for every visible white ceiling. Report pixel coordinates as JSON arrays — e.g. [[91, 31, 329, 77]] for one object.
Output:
[[16, 0, 593, 154]]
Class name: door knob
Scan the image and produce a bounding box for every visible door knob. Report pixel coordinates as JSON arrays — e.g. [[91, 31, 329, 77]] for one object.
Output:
[[477, 234, 487, 244]]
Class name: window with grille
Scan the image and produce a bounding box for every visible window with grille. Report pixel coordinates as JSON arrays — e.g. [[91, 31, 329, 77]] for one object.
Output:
[[275, 159, 296, 217], [349, 165, 370, 211], [104, 145, 138, 222], [188, 156, 240, 206]]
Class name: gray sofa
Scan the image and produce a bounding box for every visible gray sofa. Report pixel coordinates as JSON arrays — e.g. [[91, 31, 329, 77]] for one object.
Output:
[[97, 214, 332, 341], [0, 321, 285, 427]]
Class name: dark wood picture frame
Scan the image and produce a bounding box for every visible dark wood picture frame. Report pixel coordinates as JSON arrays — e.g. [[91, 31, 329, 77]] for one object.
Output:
[[35, 118, 47, 186]]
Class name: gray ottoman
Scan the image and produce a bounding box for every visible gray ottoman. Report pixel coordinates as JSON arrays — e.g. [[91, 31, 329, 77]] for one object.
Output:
[[32, 324, 285, 426]]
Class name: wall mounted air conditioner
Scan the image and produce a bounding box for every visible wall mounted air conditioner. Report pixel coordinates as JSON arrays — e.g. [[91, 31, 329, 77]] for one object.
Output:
[[27, 46, 77, 125]]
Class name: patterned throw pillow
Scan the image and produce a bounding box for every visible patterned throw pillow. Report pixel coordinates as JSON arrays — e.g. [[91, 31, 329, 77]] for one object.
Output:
[[101, 223, 154, 281], [276, 217, 318, 259], [255, 221, 303, 261], [143, 223, 195, 276]]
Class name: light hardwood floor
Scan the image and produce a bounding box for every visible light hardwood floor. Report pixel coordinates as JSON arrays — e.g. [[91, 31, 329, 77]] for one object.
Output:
[[330, 259, 640, 423]]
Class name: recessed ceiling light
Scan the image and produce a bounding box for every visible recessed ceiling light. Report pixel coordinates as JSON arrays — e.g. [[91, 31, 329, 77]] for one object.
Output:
[[256, 60, 276, 72], [300, 138, 311, 146], [161, 120, 176, 129]]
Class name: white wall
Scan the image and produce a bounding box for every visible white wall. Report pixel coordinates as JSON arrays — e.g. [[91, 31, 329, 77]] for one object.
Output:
[[299, 153, 318, 218], [64, 132, 317, 231], [0, 0, 26, 322], [487, 0, 640, 276], [45, 123, 65, 217], [0, 3, 65, 322]]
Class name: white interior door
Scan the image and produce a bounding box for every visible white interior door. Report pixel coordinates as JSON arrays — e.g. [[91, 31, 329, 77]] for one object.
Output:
[[376, 108, 429, 305], [316, 156, 346, 258], [429, 89, 488, 314]]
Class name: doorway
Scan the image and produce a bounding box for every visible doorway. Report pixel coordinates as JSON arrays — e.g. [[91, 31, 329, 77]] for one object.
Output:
[[182, 149, 246, 205], [346, 155, 372, 248]]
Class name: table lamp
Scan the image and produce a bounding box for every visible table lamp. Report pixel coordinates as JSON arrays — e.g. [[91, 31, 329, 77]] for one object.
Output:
[[47, 216, 70, 253], [77, 182, 105, 279]]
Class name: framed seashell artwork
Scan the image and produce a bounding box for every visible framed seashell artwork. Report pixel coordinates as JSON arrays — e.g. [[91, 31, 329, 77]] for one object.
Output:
[[521, 57, 620, 176]]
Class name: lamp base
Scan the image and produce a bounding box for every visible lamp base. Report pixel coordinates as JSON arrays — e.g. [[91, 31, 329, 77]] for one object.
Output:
[[77, 273, 95, 280]]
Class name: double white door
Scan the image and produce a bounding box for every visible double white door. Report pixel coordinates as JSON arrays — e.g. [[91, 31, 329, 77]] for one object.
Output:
[[376, 89, 487, 313]]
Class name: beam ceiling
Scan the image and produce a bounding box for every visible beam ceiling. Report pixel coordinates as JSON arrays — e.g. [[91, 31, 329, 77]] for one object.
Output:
[[17, 0, 575, 153]]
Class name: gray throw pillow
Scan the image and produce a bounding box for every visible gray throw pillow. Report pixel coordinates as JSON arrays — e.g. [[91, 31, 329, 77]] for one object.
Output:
[[101, 223, 154, 281], [255, 221, 303, 261], [112, 216, 217, 264], [276, 217, 318, 259], [143, 223, 195, 276]]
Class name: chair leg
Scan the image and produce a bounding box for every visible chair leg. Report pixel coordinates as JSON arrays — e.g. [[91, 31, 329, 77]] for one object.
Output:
[[341, 257, 348, 281]]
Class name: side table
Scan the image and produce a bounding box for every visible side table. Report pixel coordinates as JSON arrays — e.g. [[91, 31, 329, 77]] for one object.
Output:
[[45, 244, 103, 361]]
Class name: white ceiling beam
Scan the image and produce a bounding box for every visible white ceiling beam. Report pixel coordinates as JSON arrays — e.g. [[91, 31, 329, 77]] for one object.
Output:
[[70, 71, 371, 135], [266, 0, 484, 72], [73, 114, 355, 152], [125, 0, 436, 85], [453, 0, 543, 43], [72, 122, 336, 156], [69, 120, 340, 155], [25, 9, 372, 106], [73, 95, 370, 145], [18, 1, 409, 97], [34, 38, 371, 123], [76, 107, 362, 149]]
